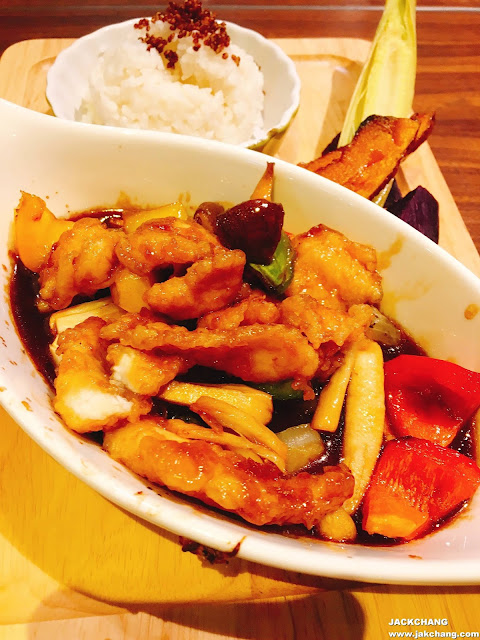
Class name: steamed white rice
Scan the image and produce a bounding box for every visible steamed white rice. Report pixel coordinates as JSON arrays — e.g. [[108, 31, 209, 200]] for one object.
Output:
[[77, 21, 265, 145]]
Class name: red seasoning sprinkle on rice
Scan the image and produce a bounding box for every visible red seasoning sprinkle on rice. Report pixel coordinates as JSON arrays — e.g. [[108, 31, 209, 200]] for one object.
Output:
[[134, 0, 239, 68]]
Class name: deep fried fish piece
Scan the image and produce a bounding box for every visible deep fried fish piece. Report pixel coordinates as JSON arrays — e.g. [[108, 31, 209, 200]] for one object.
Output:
[[38, 218, 120, 311], [99, 310, 161, 337], [104, 418, 354, 529], [197, 290, 280, 329], [106, 344, 190, 396], [199, 292, 372, 353], [299, 113, 435, 199], [54, 317, 151, 433], [286, 224, 382, 310], [280, 295, 374, 350], [146, 249, 246, 320], [280, 296, 375, 380], [116, 216, 220, 275], [101, 320, 319, 383]]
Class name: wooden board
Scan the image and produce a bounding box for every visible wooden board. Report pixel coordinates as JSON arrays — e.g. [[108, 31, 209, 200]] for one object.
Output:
[[1, 37, 480, 632]]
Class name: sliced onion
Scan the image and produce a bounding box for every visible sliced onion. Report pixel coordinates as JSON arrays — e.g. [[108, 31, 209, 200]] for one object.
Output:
[[278, 423, 325, 474], [366, 307, 402, 346]]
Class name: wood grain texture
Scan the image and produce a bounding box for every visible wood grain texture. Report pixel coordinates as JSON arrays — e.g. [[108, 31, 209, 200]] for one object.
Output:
[[2, 587, 480, 639], [1, 19, 480, 640]]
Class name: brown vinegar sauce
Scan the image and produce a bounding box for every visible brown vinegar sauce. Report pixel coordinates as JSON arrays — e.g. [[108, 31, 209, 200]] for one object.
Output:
[[8, 208, 476, 547]]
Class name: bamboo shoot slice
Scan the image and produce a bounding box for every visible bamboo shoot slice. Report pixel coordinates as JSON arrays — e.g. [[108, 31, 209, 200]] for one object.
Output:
[[342, 340, 385, 514], [311, 350, 355, 432]]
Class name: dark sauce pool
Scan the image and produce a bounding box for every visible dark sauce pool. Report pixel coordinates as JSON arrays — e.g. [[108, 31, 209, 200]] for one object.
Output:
[[8, 209, 477, 547]]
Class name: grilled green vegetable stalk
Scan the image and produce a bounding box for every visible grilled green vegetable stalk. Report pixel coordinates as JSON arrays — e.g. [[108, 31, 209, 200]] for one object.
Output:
[[338, 0, 417, 151]]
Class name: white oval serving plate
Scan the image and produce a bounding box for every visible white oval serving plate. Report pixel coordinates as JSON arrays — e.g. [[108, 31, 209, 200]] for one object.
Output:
[[1, 98, 480, 585], [46, 17, 301, 149]]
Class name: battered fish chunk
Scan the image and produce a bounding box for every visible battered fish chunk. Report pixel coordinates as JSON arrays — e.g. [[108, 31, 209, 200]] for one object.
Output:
[[104, 418, 354, 529], [198, 291, 281, 330], [280, 295, 374, 350], [107, 344, 190, 396], [99, 310, 161, 338], [54, 317, 151, 433], [100, 313, 170, 342], [102, 320, 319, 383], [116, 217, 220, 276], [39, 218, 120, 311], [199, 293, 372, 352], [146, 249, 246, 320], [286, 224, 382, 311]]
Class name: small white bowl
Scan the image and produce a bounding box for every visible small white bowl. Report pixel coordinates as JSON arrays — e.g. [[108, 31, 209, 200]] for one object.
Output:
[[2, 98, 480, 585], [46, 17, 301, 149]]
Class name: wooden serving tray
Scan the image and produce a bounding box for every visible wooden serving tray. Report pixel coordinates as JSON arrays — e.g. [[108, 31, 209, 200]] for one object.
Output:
[[1, 37, 480, 627]]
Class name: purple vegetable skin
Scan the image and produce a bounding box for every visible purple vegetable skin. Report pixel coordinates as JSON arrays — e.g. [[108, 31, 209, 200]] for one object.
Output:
[[387, 185, 439, 244], [384, 180, 403, 210]]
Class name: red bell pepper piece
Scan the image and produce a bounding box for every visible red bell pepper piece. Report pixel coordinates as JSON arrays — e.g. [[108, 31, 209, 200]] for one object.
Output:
[[384, 355, 480, 447], [362, 437, 480, 540]]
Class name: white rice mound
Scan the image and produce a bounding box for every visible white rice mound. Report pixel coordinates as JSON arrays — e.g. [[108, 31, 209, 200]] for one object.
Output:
[[77, 21, 265, 145]]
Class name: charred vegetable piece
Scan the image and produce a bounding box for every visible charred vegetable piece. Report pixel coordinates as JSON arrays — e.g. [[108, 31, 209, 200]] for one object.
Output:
[[384, 355, 480, 447], [362, 437, 480, 540], [249, 231, 295, 294], [388, 185, 439, 243], [215, 199, 284, 265], [298, 113, 435, 200], [322, 133, 340, 156]]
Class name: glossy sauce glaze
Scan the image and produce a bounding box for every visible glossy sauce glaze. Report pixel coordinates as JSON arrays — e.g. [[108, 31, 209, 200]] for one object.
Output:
[[7, 252, 427, 546], [10, 257, 56, 387], [8, 209, 477, 546]]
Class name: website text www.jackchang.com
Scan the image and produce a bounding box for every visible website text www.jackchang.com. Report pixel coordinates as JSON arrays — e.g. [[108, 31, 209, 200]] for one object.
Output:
[[388, 632, 479, 638], [387, 619, 479, 639]]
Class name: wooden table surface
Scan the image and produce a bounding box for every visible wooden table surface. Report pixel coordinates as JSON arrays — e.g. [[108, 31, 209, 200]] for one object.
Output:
[[1, 2, 480, 639]]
